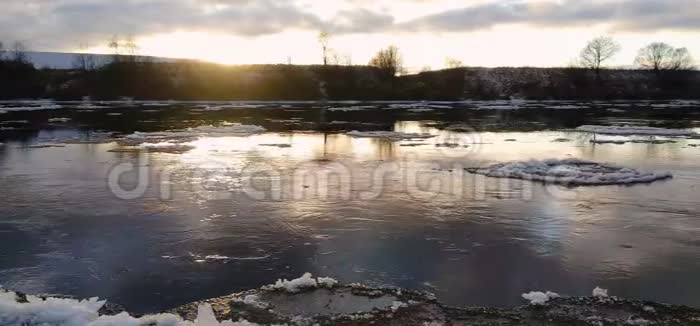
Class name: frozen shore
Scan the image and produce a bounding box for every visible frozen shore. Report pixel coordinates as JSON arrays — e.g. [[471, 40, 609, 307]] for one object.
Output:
[[3, 276, 700, 325]]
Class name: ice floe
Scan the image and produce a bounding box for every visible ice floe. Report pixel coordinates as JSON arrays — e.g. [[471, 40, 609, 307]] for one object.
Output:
[[576, 125, 696, 136], [127, 124, 266, 141], [346, 130, 435, 140], [327, 105, 376, 112], [465, 159, 672, 186], [48, 117, 71, 123], [0, 105, 62, 112], [386, 103, 451, 110]]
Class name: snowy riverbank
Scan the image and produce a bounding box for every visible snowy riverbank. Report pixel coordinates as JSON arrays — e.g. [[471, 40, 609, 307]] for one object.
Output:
[[3, 274, 700, 325]]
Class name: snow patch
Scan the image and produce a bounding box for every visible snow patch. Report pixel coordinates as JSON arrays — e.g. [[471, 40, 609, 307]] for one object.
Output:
[[465, 159, 672, 186], [593, 287, 609, 298], [521, 291, 560, 305], [0, 289, 267, 326], [266, 273, 338, 293], [576, 125, 696, 136]]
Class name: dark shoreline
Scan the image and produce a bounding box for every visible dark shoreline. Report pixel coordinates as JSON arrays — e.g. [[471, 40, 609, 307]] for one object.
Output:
[[5, 283, 700, 325]]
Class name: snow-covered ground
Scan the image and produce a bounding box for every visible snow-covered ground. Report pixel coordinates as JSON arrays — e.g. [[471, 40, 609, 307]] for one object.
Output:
[[465, 159, 672, 186], [0, 274, 340, 325]]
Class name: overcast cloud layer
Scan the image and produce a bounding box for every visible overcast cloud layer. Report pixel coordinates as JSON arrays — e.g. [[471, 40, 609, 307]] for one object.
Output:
[[1, 0, 698, 50]]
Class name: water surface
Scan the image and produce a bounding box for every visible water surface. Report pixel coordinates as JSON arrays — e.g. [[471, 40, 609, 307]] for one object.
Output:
[[1, 100, 699, 313]]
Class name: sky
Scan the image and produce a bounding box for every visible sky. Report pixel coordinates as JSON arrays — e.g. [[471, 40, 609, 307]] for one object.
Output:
[[1, 0, 699, 71]]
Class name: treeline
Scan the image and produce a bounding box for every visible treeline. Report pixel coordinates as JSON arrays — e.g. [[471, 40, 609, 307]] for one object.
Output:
[[0, 37, 698, 101], [1, 59, 699, 101]]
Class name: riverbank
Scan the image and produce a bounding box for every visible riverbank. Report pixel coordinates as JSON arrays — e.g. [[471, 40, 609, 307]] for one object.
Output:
[[2, 58, 700, 101], [3, 277, 700, 325]]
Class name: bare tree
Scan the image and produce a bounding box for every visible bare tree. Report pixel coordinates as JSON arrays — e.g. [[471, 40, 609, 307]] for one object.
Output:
[[108, 35, 121, 62], [635, 43, 695, 72], [670, 48, 695, 70], [369, 45, 404, 77], [445, 57, 464, 69], [10, 41, 29, 63], [318, 31, 330, 65], [123, 35, 139, 57], [579, 36, 620, 78], [72, 44, 96, 71]]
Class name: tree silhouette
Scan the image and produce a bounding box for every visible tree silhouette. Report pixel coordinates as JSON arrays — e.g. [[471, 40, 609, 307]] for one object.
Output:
[[318, 31, 330, 66], [635, 43, 695, 74], [369, 45, 404, 78], [579, 36, 620, 79]]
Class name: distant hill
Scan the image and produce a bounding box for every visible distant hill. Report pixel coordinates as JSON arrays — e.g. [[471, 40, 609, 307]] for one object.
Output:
[[25, 51, 177, 69]]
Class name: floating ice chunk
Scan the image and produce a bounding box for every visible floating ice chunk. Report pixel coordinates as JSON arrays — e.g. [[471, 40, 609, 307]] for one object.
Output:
[[190, 124, 266, 137], [522, 291, 560, 305], [551, 105, 588, 110], [593, 287, 609, 297], [77, 104, 110, 109], [407, 108, 435, 112], [475, 105, 520, 110], [0, 104, 62, 112], [386, 103, 450, 110], [576, 125, 696, 136], [465, 159, 672, 186], [0, 110, 7, 114], [48, 117, 71, 123], [327, 105, 375, 111], [347, 130, 435, 141], [127, 124, 265, 141]]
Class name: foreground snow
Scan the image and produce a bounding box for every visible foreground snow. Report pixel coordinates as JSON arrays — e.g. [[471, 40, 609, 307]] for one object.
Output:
[[0, 272, 337, 325], [465, 159, 672, 186], [346, 130, 435, 140], [576, 125, 696, 136], [522, 291, 560, 305], [0, 289, 266, 325]]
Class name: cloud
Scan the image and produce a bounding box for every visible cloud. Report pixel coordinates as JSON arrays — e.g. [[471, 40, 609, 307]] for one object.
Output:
[[1, 0, 698, 51], [402, 0, 700, 32], [0, 0, 390, 50]]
